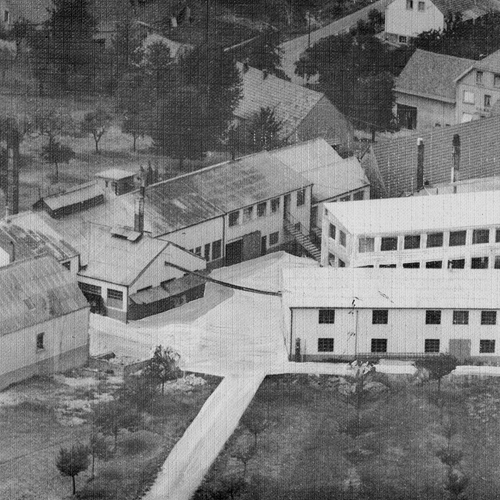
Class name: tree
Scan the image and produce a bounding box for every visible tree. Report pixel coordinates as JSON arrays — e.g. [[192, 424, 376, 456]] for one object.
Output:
[[41, 140, 75, 183], [415, 354, 458, 393], [231, 435, 256, 479], [144, 345, 181, 394], [55, 443, 89, 495], [88, 430, 113, 479], [245, 106, 284, 152], [240, 407, 270, 447], [143, 41, 175, 98], [81, 108, 112, 153]]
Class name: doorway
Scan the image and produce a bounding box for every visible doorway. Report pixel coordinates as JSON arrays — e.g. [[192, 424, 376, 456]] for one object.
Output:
[[449, 339, 471, 362], [225, 239, 243, 266]]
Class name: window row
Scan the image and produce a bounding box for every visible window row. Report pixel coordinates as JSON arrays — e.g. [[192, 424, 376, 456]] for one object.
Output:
[[317, 309, 498, 325], [476, 70, 500, 88], [463, 90, 493, 108], [362, 255, 500, 269], [330, 190, 366, 203], [317, 338, 496, 354], [329, 223, 347, 247], [406, 0, 425, 10], [189, 239, 222, 262]]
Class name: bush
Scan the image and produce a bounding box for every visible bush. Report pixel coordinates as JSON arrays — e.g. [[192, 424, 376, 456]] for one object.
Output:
[[17, 400, 54, 415], [120, 432, 157, 456]]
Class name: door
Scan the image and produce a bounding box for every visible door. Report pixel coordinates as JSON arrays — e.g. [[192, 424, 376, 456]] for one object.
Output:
[[261, 235, 267, 256], [397, 104, 417, 130], [242, 231, 261, 261], [449, 339, 471, 362], [225, 239, 243, 266]]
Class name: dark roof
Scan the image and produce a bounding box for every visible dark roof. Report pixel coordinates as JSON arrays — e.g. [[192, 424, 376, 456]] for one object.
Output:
[[0, 255, 88, 336], [430, 0, 500, 16], [474, 48, 500, 73], [368, 115, 500, 197], [39, 182, 104, 211], [395, 50, 474, 102]]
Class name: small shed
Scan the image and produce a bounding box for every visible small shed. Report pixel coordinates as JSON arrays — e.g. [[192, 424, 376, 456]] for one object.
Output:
[[95, 169, 136, 197]]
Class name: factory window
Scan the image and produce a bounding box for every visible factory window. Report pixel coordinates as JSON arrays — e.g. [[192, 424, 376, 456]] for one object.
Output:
[[339, 231, 346, 247], [204, 243, 210, 261], [472, 229, 489, 244], [107, 288, 123, 309], [448, 258, 465, 269], [271, 198, 280, 213], [318, 338, 334, 352], [340, 195, 350, 202], [371, 339, 387, 353], [380, 264, 396, 268], [36, 333, 45, 351], [257, 202, 267, 217], [496, 229, 500, 242], [427, 232, 443, 248], [425, 339, 440, 353], [212, 240, 222, 260], [481, 311, 497, 325], [269, 231, 279, 246], [194, 247, 202, 256], [229, 211, 239, 227], [404, 235, 420, 249], [449, 230, 466, 246], [353, 191, 365, 201], [372, 310, 388, 324], [480, 340, 496, 353], [319, 309, 335, 324], [471, 256, 489, 269], [329, 223, 336, 239], [297, 188, 306, 206], [243, 206, 253, 222], [358, 237, 374, 253], [426, 260, 442, 268], [381, 236, 398, 251], [453, 310, 469, 325], [403, 262, 420, 268], [426, 310, 441, 325]]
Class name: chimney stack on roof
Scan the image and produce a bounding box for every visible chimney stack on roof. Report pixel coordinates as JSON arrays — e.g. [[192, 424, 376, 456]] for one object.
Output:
[[9, 240, 15, 263], [452, 134, 461, 191], [134, 177, 145, 234], [5, 143, 19, 216], [416, 137, 424, 192], [262, 69, 268, 79]]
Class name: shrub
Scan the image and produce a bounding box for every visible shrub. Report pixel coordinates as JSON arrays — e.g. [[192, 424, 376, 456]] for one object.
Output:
[[17, 400, 54, 415], [120, 432, 156, 456]]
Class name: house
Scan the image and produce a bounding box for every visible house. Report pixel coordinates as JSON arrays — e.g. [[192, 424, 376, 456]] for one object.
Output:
[[33, 181, 105, 219], [384, 0, 500, 45], [269, 138, 370, 232], [320, 189, 500, 270], [234, 63, 354, 148], [395, 49, 475, 129], [282, 267, 500, 362], [361, 115, 500, 198], [0, 254, 90, 390], [0, 211, 80, 273], [95, 169, 137, 197]]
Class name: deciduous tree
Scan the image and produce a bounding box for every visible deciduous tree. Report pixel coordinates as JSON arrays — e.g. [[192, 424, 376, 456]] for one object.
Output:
[[55, 443, 89, 495], [40, 140, 75, 183], [144, 345, 181, 394], [81, 108, 112, 154]]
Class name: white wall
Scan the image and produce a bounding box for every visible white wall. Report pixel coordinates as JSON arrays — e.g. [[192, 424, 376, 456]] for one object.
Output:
[[385, 0, 444, 38], [78, 275, 128, 314]]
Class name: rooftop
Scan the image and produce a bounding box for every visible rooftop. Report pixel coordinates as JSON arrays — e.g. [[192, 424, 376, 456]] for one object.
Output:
[[0, 255, 88, 336], [430, 0, 500, 18], [415, 175, 500, 195], [38, 181, 104, 211], [325, 189, 500, 235], [395, 49, 474, 102], [474, 48, 500, 73], [270, 138, 369, 203], [95, 168, 137, 181], [282, 267, 500, 310]]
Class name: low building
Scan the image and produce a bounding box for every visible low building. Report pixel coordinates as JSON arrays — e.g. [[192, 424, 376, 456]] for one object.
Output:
[[95, 169, 136, 197], [282, 267, 500, 362], [320, 190, 500, 270], [0, 254, 90, 390]]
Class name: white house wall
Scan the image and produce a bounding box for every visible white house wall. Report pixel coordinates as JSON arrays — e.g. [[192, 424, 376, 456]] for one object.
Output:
[[395, 92, 457, 129], [385, 0, 444, 39]]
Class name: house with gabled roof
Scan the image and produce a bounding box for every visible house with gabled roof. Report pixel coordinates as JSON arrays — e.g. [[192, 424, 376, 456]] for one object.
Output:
[[0, 254, 89, 390]]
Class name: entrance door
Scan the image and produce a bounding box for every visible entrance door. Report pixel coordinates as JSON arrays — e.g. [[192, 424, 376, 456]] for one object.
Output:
[[261, 235, 267, 256], [449, 339, 471, 362], [225, 239, 243, 266]]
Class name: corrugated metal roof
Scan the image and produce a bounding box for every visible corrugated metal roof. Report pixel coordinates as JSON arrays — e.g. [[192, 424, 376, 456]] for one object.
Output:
[[270, 138, 369, 202], [0, 212, 79, 263], [0, 255, 89, 336], [282, 267, 500, 310], [41, 181, 104, 211]]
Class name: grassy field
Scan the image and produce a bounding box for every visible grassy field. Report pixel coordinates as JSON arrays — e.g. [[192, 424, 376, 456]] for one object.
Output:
[[196, 373, 500, 500], [0, 370, 220, 500]]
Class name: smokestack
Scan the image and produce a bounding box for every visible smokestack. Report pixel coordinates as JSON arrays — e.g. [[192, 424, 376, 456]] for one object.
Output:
[[416, 138, 424, 192], [134, 179, 145, 233], [452, 134, 460, 190], [5, 145, 18, 216], [9, 240, 14, 263]]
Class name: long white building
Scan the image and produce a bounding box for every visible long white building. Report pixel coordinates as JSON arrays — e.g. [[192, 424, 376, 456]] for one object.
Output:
[[282, 268, 500, 362], [321, 190, 500, 270]]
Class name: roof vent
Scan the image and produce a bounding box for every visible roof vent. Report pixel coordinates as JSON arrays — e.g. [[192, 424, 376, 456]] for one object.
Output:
[[262, 69, 268, 79]]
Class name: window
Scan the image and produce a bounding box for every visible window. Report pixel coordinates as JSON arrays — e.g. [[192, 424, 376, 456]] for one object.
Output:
[[427, 232, 443, 248], [339, 259, 346, 267], [476, 71, 483, 84], [381, 237, 398, 251], [243, 206, 253, 222], [358, 237, 374, 253], [380, 264, 396, 268], [328, 253, 335, 266], [480, 340, 496, 353], [399, 35, 408, 43], [448, 258, 465, 269], [229, 211, 239, 227], [426, 310, 441, 324], [371, 339, 387, 353], [339, 231, 346, 247], [449, 230, 466, 246], [353, 191, 364, 201], [484, 94, 492, 108], [473, 229, 489, 244], [372, 310, 388, 324], [471, 256, 489, 269], [425, 339, 440, 353], [495, 256, 500, 269], [195, 247, 202, 256], [406, 0, 413, 9], [79, 283, 101, 295], [340, 196, 350, 202], [481, 311, 497, 325], [404, 235, 420, 249], [463, 91, 475, 104], [418, 1, 425, 10], [257, 202, 267, 217], [495, 74, 500, 87], [3, 10, 9, 23], [36, 333, 44, 350], [269, 231, 279, 246], [496, 229, 500, 242], [318, 338, 334, 352], [271, 198, 280, 213], [426, 260, 442, 268], [453, 310, 469, 325], [204, 243, 211, 261], [107, 288, 123, 309], [210, 240, 221, 260], [329, 223, 336, 239], [62, 261, 71, 270], [297, 189, 306, 206], [319, 309, 335, 324], [403, 262, 420, 268]]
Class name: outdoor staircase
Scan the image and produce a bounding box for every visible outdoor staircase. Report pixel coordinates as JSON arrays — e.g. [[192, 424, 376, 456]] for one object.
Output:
[[284, 213, 321, 262]]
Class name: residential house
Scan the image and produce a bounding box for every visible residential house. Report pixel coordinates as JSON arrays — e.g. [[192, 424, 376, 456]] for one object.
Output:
[[234, 63, 354, 148], [384, 0, 500, 45], [282, 267, 500, 362], [320, 190, 500, 271], [361, 115, 500, 198], [0, 254, 89, 390], [269, 138, 370, 233], [394, 49, 474, 129]]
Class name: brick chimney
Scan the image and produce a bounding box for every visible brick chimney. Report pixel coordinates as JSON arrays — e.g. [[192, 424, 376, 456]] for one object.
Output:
[[134, 179, 145, 233], [416, 138, 424, 192], [452, 134, 460, 188]]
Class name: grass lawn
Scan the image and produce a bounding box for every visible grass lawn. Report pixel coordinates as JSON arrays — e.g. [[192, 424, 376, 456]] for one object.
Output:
[[196, 373, 500, 500], [0, 370, 220, 500]]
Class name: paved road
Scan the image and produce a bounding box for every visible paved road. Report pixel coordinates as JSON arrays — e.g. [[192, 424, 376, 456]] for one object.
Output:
[[279, 0, 393, 83]]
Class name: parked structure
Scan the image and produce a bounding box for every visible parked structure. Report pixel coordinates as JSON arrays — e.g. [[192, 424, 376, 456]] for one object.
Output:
[[384, 0, 499, 45], [0, 254, 90, 390], [282, 267, 500, 362], [321, 190, 500, 270]]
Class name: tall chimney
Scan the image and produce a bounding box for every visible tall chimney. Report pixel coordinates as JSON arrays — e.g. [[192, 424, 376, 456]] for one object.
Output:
[[416, 138, 424, 192], [5, 145, 18, 216], [9, 240, 15, 263], [134, 179, 145, 233], [452, 134, 460, 189]]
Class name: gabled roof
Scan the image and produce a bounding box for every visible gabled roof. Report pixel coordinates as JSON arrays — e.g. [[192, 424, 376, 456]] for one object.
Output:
[[368, 115, 500, 197], [395, 49, 474, 102], [282, 267, 500, 310], [430, 0, 500, 18], [234, 63, 326, 140], [0, 211, 79, 262], [39, 181, 104, 211], [270, 138, 369, 203], [0, 255, 88, 336]]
